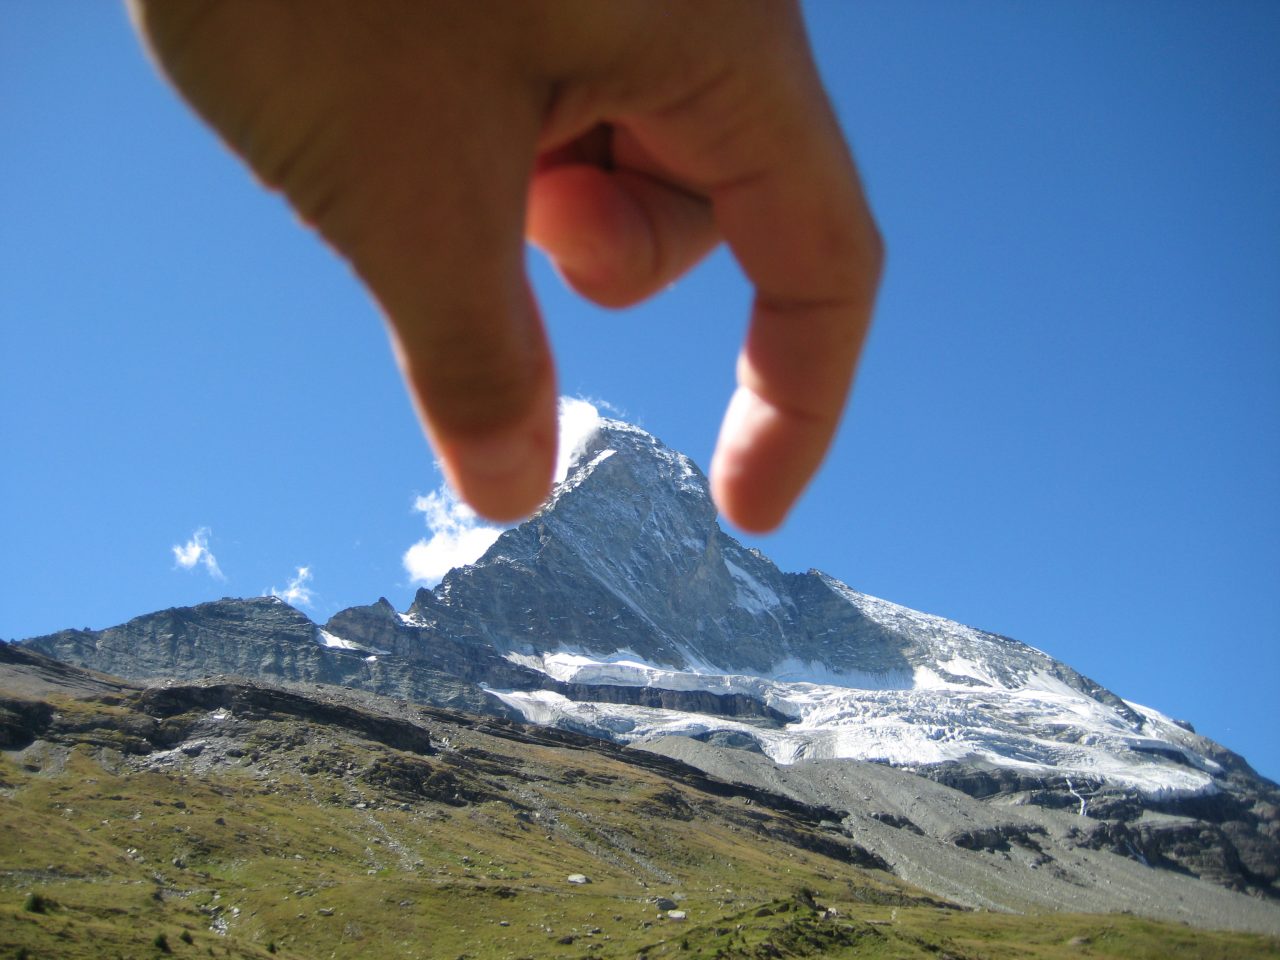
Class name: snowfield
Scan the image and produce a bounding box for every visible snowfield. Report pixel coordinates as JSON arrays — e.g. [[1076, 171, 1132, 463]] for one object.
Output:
[[493, 619, 1219, 800]]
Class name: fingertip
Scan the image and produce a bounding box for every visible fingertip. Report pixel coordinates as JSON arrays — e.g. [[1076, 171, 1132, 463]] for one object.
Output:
[[710, 386, 829, 534], [433, 388, 559, 523], [711, 478, 787, 535]]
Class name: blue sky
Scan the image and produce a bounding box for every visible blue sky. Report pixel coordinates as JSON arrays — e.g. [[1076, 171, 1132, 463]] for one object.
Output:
[[2, 3, 1277, 781]]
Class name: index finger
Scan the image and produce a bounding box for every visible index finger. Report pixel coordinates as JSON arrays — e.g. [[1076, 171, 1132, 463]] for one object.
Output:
[[616, 3, 883, 532], [700, 49, 882, 531], [710, 107, 883, 531]]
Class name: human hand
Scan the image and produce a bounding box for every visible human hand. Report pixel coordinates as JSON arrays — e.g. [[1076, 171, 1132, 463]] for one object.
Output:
[[127, 0, 882, 532]]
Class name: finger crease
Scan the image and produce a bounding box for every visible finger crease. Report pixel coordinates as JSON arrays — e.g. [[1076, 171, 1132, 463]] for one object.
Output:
[[742, 385, 836, 429], [755, 292, 860, 320]]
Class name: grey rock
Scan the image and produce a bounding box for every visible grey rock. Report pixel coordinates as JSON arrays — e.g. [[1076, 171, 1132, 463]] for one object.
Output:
[[15, 418, 1280, 906]]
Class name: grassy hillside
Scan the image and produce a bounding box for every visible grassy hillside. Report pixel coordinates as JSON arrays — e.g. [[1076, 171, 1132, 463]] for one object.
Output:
[[1, 686, 1277, 960]]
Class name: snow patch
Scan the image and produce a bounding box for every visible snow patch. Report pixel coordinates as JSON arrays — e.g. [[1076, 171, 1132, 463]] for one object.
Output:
[[548, 447, 617, 504], [316, 629, 389, 657], [723, 558, 782, 613]]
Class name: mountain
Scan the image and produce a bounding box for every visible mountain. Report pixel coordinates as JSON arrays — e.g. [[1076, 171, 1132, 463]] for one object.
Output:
[[20, 416, 1280, 918], [5, 644, 1279, 959]]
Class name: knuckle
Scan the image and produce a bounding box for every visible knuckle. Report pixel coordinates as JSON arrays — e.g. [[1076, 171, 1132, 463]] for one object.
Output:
[[826, 209, 884, 307]]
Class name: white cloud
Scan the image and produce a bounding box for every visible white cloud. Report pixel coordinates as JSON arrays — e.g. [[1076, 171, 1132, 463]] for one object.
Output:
[[403, 489, 504, 586], [402, 396, 609, 587], [269, 566, 314, 607], [172, 527, 224, 580], [553, 396, 603, 484]]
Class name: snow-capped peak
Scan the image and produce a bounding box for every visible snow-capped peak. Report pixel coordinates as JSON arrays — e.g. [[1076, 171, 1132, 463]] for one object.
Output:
[[401, 412, 1240, 801]]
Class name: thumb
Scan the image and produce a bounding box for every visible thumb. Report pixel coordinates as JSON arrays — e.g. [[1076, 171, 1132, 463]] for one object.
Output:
[[129, 1, 558, 521], [343, 94, 558, 523]]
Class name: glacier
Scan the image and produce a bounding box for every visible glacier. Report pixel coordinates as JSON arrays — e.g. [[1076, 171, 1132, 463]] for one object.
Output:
[[490, 628, 1218, 799]]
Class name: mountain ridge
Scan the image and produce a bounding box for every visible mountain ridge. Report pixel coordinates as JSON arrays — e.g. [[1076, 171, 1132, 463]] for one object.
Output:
[[4, 642, 1280, 949], [19, 414, 1280, 908]]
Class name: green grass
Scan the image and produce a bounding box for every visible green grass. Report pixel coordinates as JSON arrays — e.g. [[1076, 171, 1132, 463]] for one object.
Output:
[[1, 697, 1277, 960], [646, 899, 1280, 959]]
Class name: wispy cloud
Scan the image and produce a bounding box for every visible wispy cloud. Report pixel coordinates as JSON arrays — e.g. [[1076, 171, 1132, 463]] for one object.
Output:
[[402, 490, 504, 586], [269, 566, 314, 607], [172, 527, 224, 580], [553, 396, 603, 484]]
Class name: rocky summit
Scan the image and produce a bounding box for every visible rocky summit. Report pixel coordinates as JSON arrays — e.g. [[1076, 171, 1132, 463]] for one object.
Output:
[[18, 415, 1280, 923]]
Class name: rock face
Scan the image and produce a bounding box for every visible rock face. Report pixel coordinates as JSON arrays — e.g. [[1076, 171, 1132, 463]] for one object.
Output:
[[20, 416, 1280, 901], [27, 596, 508, 716], [407, 422, 1128, 698]]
